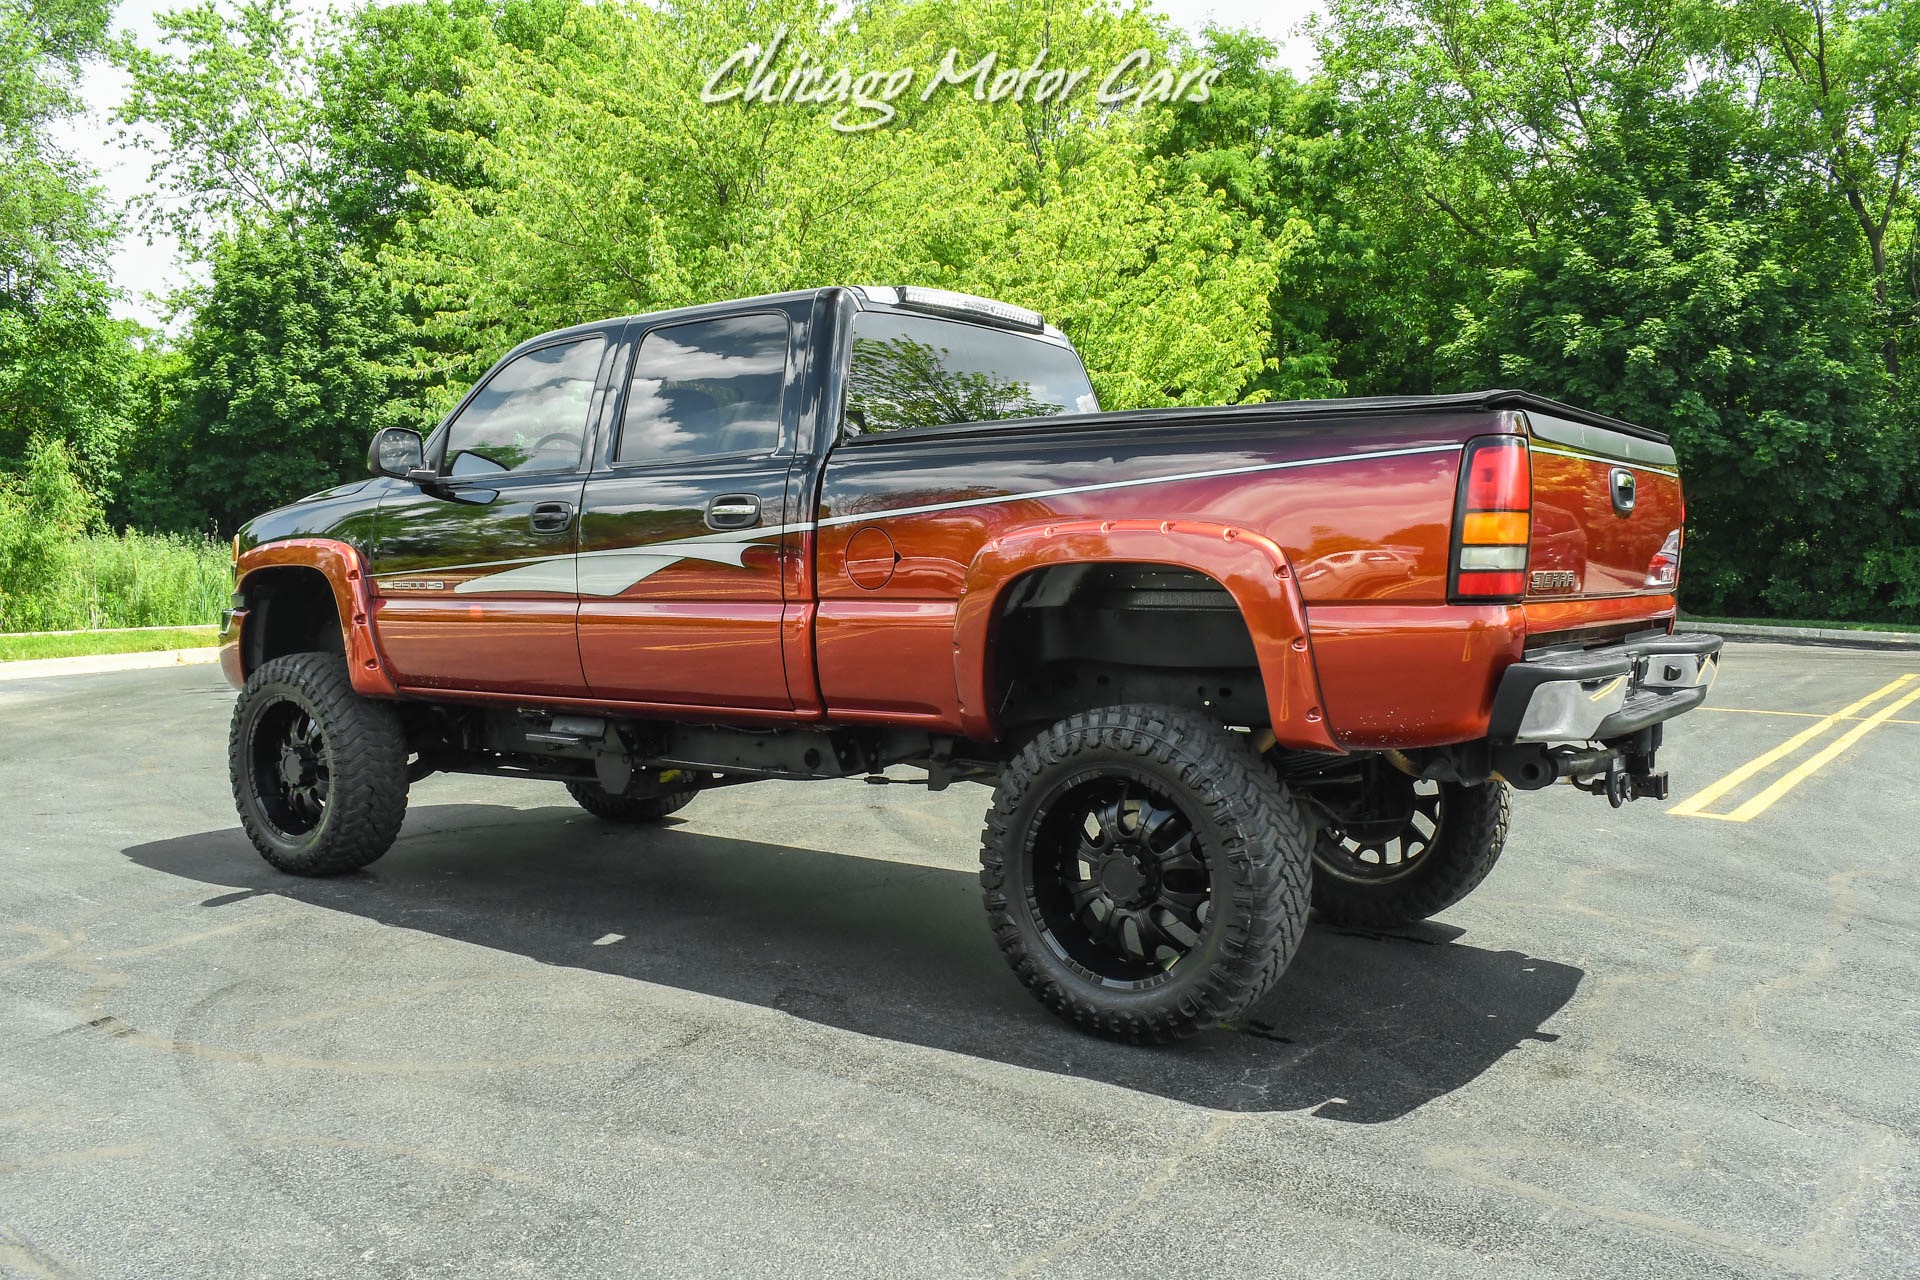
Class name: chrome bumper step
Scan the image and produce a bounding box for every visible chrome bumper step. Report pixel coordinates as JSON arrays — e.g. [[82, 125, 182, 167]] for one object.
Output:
[[1489, 632, 1723, 745]]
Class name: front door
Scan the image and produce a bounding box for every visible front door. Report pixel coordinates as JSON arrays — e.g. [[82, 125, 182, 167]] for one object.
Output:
[[370, 331, 616, 697], [576, 310, 798, 709]]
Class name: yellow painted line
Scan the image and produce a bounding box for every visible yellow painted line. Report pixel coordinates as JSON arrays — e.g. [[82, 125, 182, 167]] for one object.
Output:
[[1716, 687, 1920, 821], [1669, 674, 1916, 817], [1696, 706, 1920, 727]]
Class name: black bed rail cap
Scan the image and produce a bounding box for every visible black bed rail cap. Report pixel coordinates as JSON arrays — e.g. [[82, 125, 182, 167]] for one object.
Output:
[[838, 388, 1671, 448]]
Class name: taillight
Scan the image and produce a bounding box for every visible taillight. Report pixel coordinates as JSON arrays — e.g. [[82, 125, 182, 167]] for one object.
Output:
[[1646, 528, 1681, 588], [1450, 436, 1531, 602]]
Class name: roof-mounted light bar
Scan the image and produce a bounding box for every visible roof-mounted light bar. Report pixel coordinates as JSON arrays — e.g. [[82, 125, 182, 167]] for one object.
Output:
[[856, 285, 1046, 334]]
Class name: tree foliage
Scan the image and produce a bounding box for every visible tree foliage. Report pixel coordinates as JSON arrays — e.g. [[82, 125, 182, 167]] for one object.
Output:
[[1301, 0, 1920, 618], [4, 0, 1916, 621], [119, 218, 410, 534], [116, 0, 325, 249], [0, 0, 133, 492], [369, 0, 1281, 413]]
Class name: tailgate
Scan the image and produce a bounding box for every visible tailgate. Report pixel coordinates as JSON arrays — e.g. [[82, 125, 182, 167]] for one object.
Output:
[[1523, 410, 1682, 599]]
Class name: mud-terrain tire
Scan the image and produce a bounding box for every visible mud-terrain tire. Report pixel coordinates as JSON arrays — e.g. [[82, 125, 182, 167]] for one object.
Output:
[[229, 652, 408, 876], [566, 781, 696, 824], [981, 705, 1312, 1044], [1310, 779, 1510, 928]]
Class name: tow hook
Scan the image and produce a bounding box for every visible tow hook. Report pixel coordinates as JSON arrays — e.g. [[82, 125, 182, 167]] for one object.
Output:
[[1573, 757, 1670, 807], [1565, 724, 1671, 806]]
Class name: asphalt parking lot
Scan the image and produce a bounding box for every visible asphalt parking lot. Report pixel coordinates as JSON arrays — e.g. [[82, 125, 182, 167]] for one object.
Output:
[[2, 641, 1916, 1279]]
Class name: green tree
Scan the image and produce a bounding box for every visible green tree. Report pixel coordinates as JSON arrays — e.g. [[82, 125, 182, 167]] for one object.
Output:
[[1433, 90, 1909, 617], [313, 0, 571, 248], [1313, 0, 1920, 619], [1734, 0, 1920, 378], [117, 0, 324, 250], [122, 219, 409, 534], [377, 0, 1281, 412], [1, 0, 138, 491], [1156, 27, 1459, 401], [96, 0, 1920, 621], [114, 0, 573, 530]]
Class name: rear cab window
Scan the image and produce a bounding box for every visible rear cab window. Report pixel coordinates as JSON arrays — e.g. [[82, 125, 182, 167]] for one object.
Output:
[[617, 313, 791, 463], [843, 311, 1098, 436]]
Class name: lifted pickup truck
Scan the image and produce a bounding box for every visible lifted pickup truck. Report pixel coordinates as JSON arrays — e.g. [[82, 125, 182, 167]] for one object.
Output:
[[222, 285, 1721, 1042]]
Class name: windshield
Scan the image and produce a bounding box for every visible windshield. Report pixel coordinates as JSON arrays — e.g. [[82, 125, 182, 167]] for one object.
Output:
[[843, 311, 1098, 436]]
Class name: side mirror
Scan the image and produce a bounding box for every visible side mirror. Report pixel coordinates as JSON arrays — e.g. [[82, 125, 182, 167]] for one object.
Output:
[[368, 427, 426, 480]]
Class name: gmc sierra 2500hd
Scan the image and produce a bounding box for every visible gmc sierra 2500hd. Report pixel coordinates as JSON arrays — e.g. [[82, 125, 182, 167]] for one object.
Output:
[[221, 285, 1721, 1042]]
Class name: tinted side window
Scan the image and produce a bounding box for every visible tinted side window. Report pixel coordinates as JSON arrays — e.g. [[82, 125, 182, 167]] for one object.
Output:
[[444, 336, 606, 477], [619, 314, 789, 462], [843, 312, 1098, 436]]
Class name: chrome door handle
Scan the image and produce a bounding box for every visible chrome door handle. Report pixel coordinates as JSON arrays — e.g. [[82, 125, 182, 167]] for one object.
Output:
[[529, 501, 575, 534], [705, 494, 761, 530]]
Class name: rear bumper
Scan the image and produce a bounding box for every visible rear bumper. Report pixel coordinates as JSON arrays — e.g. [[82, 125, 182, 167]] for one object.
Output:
[[1489, 632, 1722, 745]]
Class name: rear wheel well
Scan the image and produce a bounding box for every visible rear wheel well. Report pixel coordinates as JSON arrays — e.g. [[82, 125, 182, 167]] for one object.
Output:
[[989, 562, 1267, 738], [241, 566, 344, 676]]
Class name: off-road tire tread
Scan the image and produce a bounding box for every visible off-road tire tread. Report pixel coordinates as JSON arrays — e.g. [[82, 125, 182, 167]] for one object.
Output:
[[1310, 781, 1511, 928], [566, 782, 696, 824], [229, 652, 408, 876], [980, 705, 1312, 1044]]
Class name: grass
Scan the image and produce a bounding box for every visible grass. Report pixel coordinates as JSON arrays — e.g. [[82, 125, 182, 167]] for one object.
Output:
[[1, 530, 230, 632], [0, 625, 219, 662], [1682, 614, 1920, 634]]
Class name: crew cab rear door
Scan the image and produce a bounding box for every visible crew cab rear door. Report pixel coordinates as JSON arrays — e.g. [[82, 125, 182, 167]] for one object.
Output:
[[574, 307, 804, 710], [1523, 410, 1683, 600]]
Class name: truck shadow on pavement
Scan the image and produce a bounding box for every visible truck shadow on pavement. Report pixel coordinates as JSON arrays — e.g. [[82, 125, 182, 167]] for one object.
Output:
[[123, 803, 1583, 1122]]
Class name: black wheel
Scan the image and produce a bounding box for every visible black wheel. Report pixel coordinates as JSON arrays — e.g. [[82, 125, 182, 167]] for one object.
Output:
[[566, 777, 697, 824], [1310, 773, 1511, 928], [229, 652, 409, 876], [981, 705, 1312, 1044]]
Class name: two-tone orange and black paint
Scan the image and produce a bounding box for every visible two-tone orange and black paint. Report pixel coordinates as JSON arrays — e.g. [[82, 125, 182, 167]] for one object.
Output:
[[219, 284, 1722, 1042], [226, 287, 1689, 752]]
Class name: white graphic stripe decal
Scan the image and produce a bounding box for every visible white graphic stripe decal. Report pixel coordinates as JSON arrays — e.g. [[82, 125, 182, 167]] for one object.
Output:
[[382, 441, 1465, 597], [465, 538, 775, 595], [450, 559, 574, 594]]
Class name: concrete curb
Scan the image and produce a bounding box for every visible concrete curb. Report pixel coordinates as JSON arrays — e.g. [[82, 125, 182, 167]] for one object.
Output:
[[0, 647, 222, 683], [1693, 623, 1920, 651]]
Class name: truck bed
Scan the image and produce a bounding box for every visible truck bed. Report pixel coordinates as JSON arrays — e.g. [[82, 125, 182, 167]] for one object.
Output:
[[812, 392, 1682, 749]]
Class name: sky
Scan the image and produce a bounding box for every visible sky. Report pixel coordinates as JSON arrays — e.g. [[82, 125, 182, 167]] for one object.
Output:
[[53, 0, 1327, 330]]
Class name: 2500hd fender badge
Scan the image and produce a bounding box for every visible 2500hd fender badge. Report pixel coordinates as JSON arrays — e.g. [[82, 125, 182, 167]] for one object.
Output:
[[384, 579, 448, 592]]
